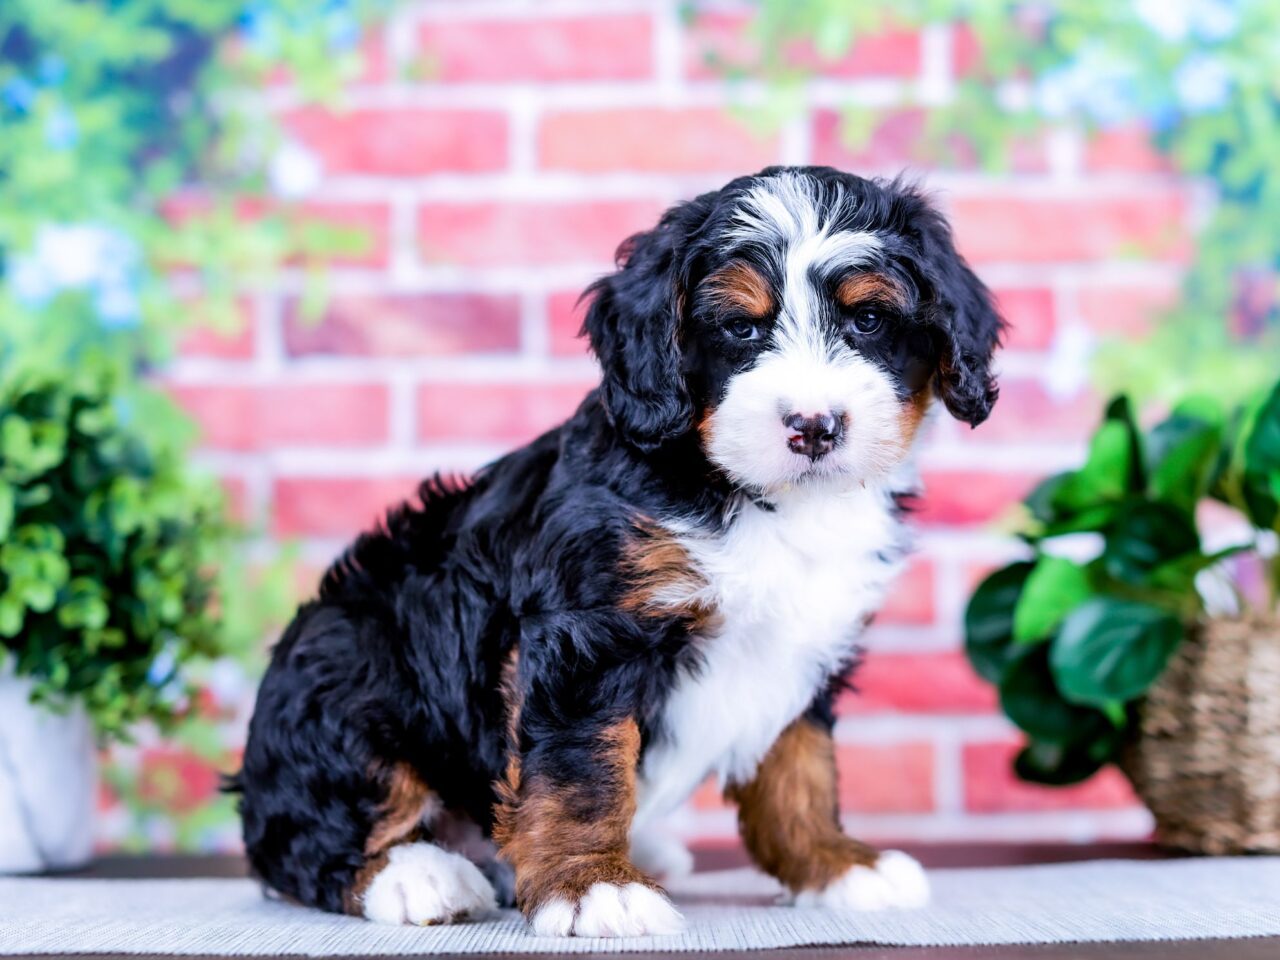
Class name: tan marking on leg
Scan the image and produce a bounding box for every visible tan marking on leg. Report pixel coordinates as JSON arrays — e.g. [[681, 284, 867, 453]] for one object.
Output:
[[365, 762, 436, 856], [500, 645, 522, 746], [727, 718, 879, 893], [494, 718, 657, 915], [340, 762, 436, 915]]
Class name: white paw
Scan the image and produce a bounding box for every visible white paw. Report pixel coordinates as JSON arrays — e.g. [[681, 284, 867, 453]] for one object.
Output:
[[795, 850, 930, 911], [529, 882, 685, 938], [361, 842, 497, 925], [630, 829, 695, 880]]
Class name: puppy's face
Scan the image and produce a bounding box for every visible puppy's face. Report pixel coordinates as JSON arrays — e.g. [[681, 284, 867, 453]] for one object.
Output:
[[585, 168, 1003, 493], [684, 179, 939, 491]]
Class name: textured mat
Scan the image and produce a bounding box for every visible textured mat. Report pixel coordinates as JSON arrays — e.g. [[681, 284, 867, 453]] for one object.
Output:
[[2, 858, 1279, 954]]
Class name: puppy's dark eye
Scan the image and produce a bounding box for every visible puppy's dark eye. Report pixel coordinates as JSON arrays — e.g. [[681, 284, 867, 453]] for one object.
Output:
[[848, 307, 885, 335], [725, 318, 761, 341]]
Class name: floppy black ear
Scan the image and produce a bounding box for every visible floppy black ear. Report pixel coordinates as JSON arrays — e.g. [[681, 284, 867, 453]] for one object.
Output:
[[904, 191, 1005, 428], [582, 206, 699, 451]]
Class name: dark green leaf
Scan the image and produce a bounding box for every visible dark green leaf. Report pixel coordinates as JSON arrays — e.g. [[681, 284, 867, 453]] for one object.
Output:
[[1243, 381, 1280, 529], [1014, 737, 1114, 786], [1244, 380, 1280, 480], [999, 646, 1111, 744], [1102, 501, 1199, 583], [964, 561, 1034, 683], [1146, 412, 1222, 512], [1050, 597, 1185, 706], [1052, 410, 1141, 514]]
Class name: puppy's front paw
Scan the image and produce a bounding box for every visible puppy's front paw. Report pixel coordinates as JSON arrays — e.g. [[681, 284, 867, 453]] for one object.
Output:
[[361, 842, 498, 925], [795, 850, 929, 911], [530, 882, 685, 938]]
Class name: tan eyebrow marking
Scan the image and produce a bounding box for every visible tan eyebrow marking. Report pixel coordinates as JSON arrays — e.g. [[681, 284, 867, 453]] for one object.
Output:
[[704, 262, 774, 318], [836, 272, 908, 310]]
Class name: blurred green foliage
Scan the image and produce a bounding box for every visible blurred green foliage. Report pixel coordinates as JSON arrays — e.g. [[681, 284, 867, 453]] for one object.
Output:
[[715, 0, 1280, 405], [0, 0, 390, 737], [0, 358, 224, 736], [966, 379, 1280, 784]]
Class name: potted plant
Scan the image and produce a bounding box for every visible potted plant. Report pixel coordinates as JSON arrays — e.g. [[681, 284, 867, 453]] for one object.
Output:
[[965, 380, 1280, 853], [0, 360, 225, 872]]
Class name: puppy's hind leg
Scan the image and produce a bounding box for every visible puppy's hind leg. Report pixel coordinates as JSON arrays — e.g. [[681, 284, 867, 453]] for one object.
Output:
[[238, 604, 497, 925]]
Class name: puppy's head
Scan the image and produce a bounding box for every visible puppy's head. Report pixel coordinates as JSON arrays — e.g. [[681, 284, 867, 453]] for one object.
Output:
[[583, 167, 1004, 492]]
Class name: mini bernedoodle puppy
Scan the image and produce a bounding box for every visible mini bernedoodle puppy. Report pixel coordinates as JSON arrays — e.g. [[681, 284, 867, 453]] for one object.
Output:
[[232, 166, 1003, 937]]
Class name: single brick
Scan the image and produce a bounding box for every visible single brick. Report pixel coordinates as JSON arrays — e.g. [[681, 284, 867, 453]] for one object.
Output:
[[539, 108, 779, 173], [914, 471, 1040, 527], [418, 199, 665, 268], [992, 287, 1056, 351], [170, 383, 389, 451], [416, 381, 595, 445], [284, 293, 521, 357], [840, 651, 999, 715], [835, 741, 936, 813], [272, 475, 421, 538], [281, 107, 508, 176], [416, 14, 653, 83]]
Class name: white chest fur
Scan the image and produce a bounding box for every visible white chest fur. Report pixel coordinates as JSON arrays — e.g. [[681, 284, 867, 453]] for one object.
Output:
[[633, 484, 906, 830]]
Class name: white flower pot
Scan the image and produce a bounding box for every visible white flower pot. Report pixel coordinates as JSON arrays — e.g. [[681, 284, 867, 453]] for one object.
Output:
[[0, 670, 97, 873]]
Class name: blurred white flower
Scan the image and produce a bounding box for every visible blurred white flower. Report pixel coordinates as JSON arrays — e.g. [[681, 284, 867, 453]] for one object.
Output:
[[1135, 0, 1241, 43], [96, 281, 141, 328], [146, 640, 179, 687], [1135, 0, 1193, 42], [269, 141, 322, 199], [996, 82, 1033, 113], [1174, 54, 1233, 113], [206, 658, 248, 707], [1034, 47, 1140, 127], [37, 224, 120, 288], [1192, 0, 1242, 40], [9, 223, 142, 326], [1044, 324, 1096, 401]]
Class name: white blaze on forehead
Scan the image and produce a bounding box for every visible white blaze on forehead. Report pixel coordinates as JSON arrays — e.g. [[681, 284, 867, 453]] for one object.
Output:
[[728, 172, 881, 354]]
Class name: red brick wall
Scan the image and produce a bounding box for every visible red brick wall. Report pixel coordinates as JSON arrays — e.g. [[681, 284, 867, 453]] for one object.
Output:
[[167, 0, 1193, 846]]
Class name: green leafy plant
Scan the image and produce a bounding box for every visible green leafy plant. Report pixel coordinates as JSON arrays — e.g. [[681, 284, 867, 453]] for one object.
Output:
[[965, 381, 1280, 785], [0, 358, 226, 737]]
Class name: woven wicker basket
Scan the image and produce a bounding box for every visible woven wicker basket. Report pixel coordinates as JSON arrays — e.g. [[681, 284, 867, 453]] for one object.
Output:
[[1120, 615, 1280, 854]]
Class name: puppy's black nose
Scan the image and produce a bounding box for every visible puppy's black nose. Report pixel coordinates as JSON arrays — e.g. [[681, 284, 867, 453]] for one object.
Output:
[[784, 412, 843, 461]]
